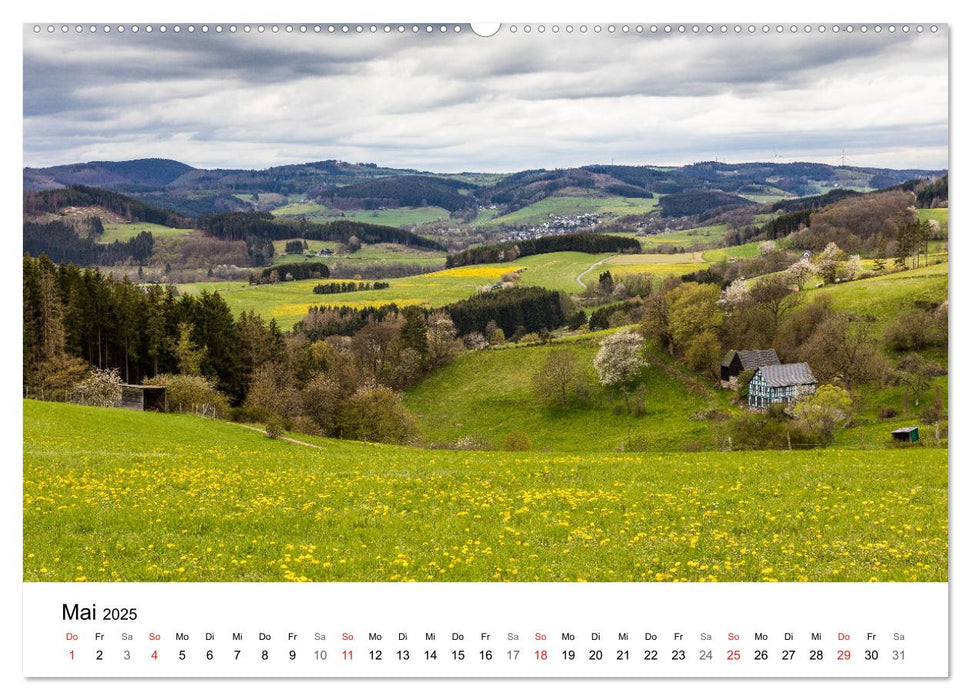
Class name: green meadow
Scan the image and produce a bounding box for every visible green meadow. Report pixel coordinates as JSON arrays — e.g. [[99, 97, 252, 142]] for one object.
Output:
[[178, 263, 523, 329], [99, 222, 195, 244], [482, 195, 657, 228], [404, 333, 726, 452], [802, 263, 948, 331], [272, 202, 451, 228], [24, 400, 947, 583], [639, 224, 730, 248], [272, 240, 447, 267]]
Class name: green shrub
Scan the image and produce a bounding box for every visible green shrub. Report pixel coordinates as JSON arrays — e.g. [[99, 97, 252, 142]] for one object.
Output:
[[728, 411, 820, 450], [622, 435, 651, 452], [265, 416, 285, 439], [145, 373, 230, 418], [339, 384, 420, 445], [503, 430, 533, 451]]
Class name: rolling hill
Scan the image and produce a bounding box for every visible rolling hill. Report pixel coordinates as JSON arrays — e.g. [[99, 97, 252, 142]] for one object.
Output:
[[24, 158, 943, 221], [403, 331, 728, 452], [313, 175, 477, 212]]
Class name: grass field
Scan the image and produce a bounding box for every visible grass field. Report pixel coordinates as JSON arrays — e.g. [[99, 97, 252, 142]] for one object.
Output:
[[272, 239, 337, 257], [472, 207, 500, 225], [510, 251, 714, 292], [739, 191, 793, 205], [585, 252, 709, 284], [337, 207, 451, 228], [272, 240, 447, 267], [272, 202, 451, 228], [483, 195, 657, 228], [829, 375, 948, 449], [918, 208, 948, 230], [802, 263, 948, 331], [515, 252, 615, 292], [405, 335, 725, 452], [638, 225, 729, 249], [179, 264, 520, 329], [702, 242, 762, 262], [177, 249, 708, 329], [99, 222, 195, 244], [23, 400, 947, 582], [326, 243, 446, 265], [270, 201, 332, 217], [234, 192, 288, 207]]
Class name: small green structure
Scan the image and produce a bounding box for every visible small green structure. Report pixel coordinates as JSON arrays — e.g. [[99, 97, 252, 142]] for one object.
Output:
[[891, 426, 920, 443]]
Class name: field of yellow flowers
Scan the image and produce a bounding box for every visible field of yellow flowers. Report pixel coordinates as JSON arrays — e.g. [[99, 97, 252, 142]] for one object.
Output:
[[23, 400, 947, 583]]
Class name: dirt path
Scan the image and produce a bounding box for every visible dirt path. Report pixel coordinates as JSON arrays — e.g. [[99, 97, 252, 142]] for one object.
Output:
[[235, 422, 323, 449], [576, 257, 614, 289]]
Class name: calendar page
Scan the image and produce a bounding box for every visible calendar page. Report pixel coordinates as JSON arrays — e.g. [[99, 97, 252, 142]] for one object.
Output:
[[19, 14, 951, 685]]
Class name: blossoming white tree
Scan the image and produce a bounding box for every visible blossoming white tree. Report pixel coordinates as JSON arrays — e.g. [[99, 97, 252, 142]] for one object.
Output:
[[719, 278, 750, 309], [785, 258, 817, 290], [594, 330, 648, 413], [72, 368, 122, 408]]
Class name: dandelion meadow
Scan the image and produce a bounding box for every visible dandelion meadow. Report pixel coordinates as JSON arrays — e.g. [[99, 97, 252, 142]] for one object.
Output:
[[23, 400, 947, 583]]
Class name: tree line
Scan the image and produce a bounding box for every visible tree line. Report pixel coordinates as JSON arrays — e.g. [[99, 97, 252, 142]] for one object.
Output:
[[24, 185, 193, 228], [443, 286, 567, 337], [24, 254, 249, 401], [24, 221, 154, 267], [313, 281, 389, 294], [251, 261, 330, 284], [312, 175, 475, 212], [23, 253, 471, 445], [197, 211, 445, 251], [446, 233, 640, 268]]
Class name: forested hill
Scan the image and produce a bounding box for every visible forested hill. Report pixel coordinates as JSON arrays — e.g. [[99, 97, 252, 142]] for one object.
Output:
[[24, 185, 194, 228], [657, 190, 753, 218], [23, 158, 194, 190], [24, 157, 944, 219], [311, 175, 477, 212]]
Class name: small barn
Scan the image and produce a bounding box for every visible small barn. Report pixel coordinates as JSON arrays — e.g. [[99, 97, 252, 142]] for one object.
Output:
[[119, 384, 167, 412], [747, 363, 817, 409], [721, 348, 780, 388], [891, 426, 920, 443]]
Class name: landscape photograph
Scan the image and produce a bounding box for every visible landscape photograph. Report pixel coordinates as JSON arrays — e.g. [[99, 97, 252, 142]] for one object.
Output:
[[22, 24, 948, 583]]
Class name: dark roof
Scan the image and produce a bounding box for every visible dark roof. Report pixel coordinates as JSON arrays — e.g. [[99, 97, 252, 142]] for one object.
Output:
[[757, 362, 816, 387], [721, 349, 780, 370], [891, 427, 920, 434]]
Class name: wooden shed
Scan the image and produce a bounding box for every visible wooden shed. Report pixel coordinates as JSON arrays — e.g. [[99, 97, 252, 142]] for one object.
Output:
[[119, 384, 167, 412], [891, 426, 920, 443]]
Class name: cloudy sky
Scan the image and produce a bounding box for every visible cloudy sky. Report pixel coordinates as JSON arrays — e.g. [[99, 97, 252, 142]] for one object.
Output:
[[23, 25, 949, 172]]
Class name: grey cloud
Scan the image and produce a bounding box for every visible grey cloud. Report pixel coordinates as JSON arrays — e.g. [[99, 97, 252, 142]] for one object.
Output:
[[22, 26, 948, 171]]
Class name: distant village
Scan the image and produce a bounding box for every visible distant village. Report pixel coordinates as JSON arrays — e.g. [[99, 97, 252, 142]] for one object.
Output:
[[502, 212, 602, 241]]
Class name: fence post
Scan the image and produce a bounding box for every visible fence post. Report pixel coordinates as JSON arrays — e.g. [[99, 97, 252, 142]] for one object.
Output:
[[787, 431, 792, 451]]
